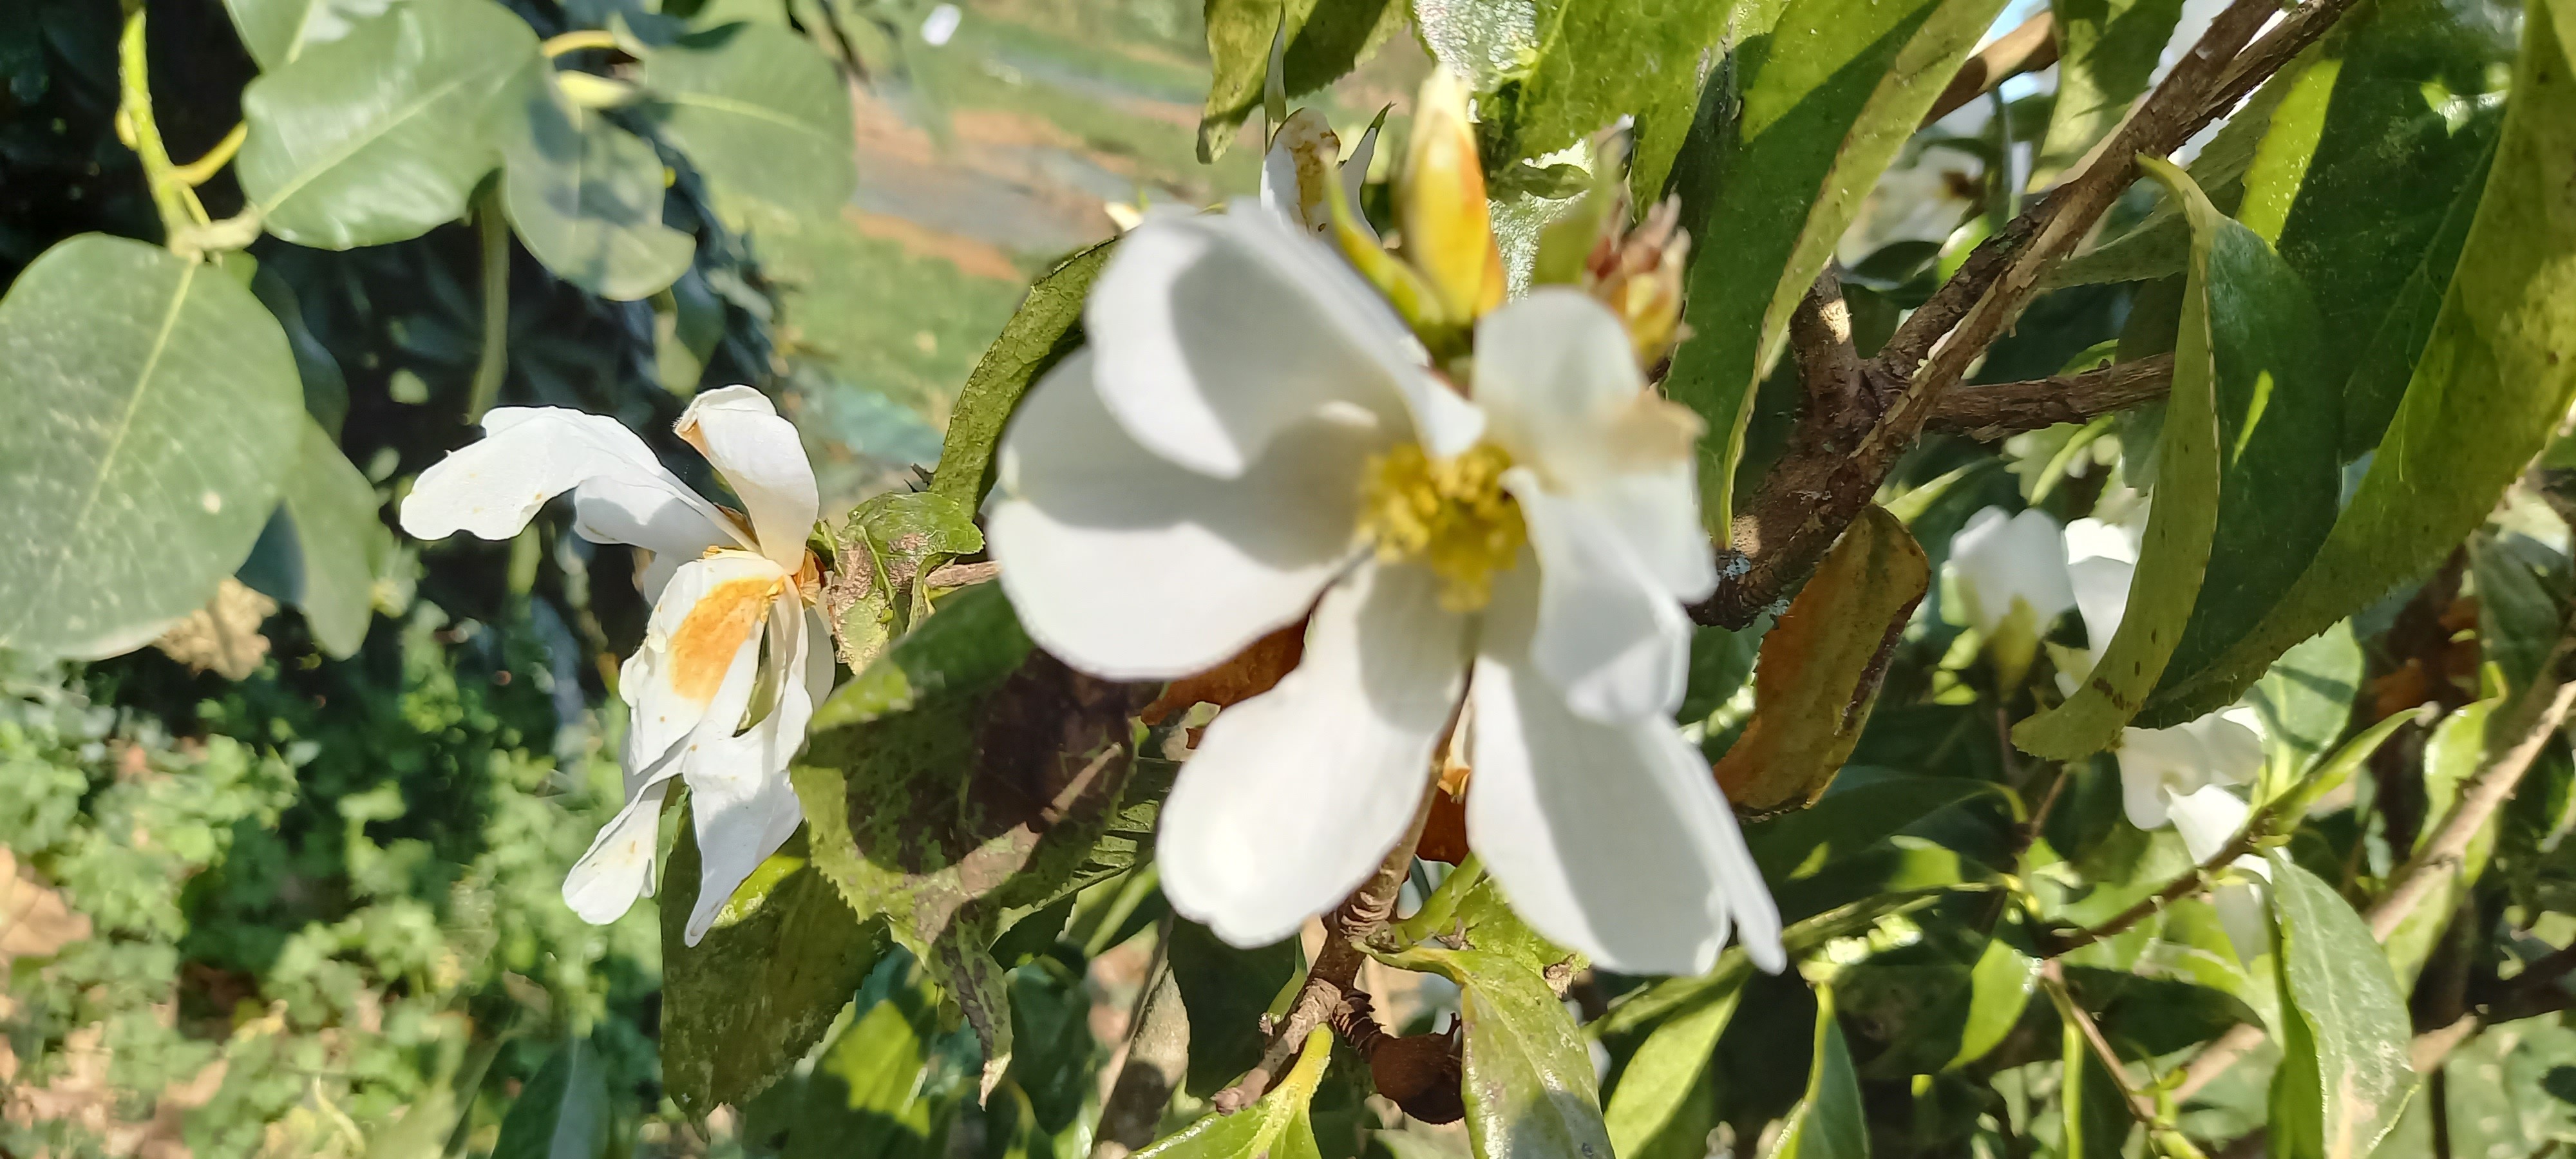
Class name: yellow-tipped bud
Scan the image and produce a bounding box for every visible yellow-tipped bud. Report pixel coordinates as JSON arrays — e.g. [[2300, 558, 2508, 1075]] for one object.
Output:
[[1399, 69, 1503, 323]]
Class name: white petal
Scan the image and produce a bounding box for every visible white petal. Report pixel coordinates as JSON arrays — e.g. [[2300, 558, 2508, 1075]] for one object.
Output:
[[2116, 724, 2211, 829], [2065, 516, 2140, 566], [1259, 133, 1302, 231], [1085, 203, 1478, 478], [1156, 561, 1470, 948], [676, 386, 820, 570], [2067, 555, 2134, 655], [401, 406, 739, 552], [988, 350, 1379, 680], [2164, 783, 2251, 863], [1947, 507, 2075, 639], [1466, 567, 1782, 975], [2191, 711, 2266, 786], [2213, 879, 2272, 963], [682, 602, 825, 945], [1474, 291, 1714, 601], [562, 776, 673, 924], [620, 551, 788, 778], [1508, 473, 1691, 722]]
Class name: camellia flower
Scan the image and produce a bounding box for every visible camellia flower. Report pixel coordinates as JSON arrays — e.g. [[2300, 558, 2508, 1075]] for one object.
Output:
[[985, 202, 1783, 975], [1946, 507, 2077, 641], [399, 386, 831, 945]]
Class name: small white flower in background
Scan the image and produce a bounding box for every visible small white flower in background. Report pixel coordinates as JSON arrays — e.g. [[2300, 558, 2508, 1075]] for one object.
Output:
[[2163, 778, 2275, 962], [919, 3, 961, 47], [2115, 708, 2264, 830], [986, 203, 1782, 976], [399, 386, 831, 945], [1946, 507, 2075, 641], [1261, 108, 1381, 240]]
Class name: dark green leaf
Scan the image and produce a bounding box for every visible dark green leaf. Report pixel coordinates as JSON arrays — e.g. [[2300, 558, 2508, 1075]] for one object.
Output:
[[253, 419, 384, 659], [1743, 777, 2003, 881], [1770, 987, 1867, 1159], [492, 1037, 611, 1159], [0, 234, 302, 658], [1007, 957, 1096, 1131], [1663, 0, 2008, 531], [639, 23, 857, 217], [500, 71, 694, 301], [2382, 695, 2503, 988], [929, 240, 1113, 509], [2141, 7, 2576, 725], [1386, 945, 1612, 1159], [236, 0, 536, 249], [1197, 0, 1404, 161], [2036, 0, 2185, 180], [1678, 619, 1765, 724], [2266, 852, 2414, 1159], [1168, 918, 1300, 1098], [658, 822, 889, 1117]]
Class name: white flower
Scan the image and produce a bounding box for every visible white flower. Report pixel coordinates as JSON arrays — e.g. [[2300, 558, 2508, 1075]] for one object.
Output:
[[2163, 782, 2274, 962], [1260, 108, 1380, 240], [985, 203, 1781, 975], [399, 387, 831, 945], [1946, 507, 2076, 641], [2115, 708, 2264, 829]]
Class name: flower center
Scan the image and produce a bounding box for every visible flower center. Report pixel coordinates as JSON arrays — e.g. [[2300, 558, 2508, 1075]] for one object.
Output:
[[1356, 441, 1526, 612]]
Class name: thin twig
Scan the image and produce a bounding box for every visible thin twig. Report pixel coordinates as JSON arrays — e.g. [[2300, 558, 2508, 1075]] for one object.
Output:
[[1923, 13, 2061, 127], [2041, 961, 2158, 1127], [1926, 353, 2175, 440], [2041, 823, 2259, 956], [1209, 795, 1432, 1113]]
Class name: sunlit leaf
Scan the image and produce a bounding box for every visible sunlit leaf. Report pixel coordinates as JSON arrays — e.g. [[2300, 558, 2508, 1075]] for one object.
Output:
[[929, 240, 1112, 510], [638, 23, 857, 217], [2035, 0, 2185, 182], [1384, 943, 1613, 1159], [2266, 852, 2414, 1159], [1197, 0, 1404, 161], [500, 69, 694, 301], [222, 0, 394, 71], [1133, 1030, 1333, 1158], [1770, 986, 1867, 1159], [0, 234, 301, 659], [236, 0, 537, 249], [1605, 976, 1744, 1154]]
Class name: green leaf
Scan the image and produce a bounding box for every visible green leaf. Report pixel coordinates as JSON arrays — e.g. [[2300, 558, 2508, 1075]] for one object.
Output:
[[2265, 852, 2415, 1159], [638, 23, 856, 217], [1678, 619, 1765, 724], [824, 489, 986, 673], [929, 240, 1113, 509], [1770, 987, 1867, 1159], [1663, 0, 2009, 533], [1945, 927, 2040, 1070], [254, 420, 385, 659], [491, 1037, 610, 1159], [1196, 0, 1404, 162], [2380, 695, 2505, 988], [2044, 63, 2302, 289], [2035, 0, 2186, 182], [2013, 157, 2230, 759], [1134, 1030, 1334, 1158], [2140, 5, 2576, 725], [757, 960, 945, 1159], [1605, 977, 1745, 1155], [1167, 918, 1300, 1098], [0, 234, 302, 659], [236, 0, 537, 249], [500, 70, 694, 301], [1743, 776, 2003, 881], [2474, 532, 2573, 693], [1385, 945, 1613, 1159], [658, 824, 890, 1117], [1486, 0, 1732, 169], [222, 0, 394, 71], [2248, 621, 2363, 776], [1006, 957, 1097, 1132]]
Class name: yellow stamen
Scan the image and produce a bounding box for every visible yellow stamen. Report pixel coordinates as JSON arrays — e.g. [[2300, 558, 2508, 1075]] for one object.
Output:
[[1357, 442, 1526, 612]]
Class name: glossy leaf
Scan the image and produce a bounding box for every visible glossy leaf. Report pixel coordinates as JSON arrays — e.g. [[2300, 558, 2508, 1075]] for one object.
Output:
[[929, 240, 1112, 509], [1664, 0, 2007, 532], [659, 824, 889, 1117], [638, 23, 857, 217], [1945, 932, 2038, 1069], [1386, 944, 1613, 1159], [1167, 918, 1299, 1098], [1605, 978, 1745, 1155], [1743, 775, 2002, 881], [2248, 621, 2362, 775], [2036, 0, 2186, 181], [1197, 0, 1404, 161], [2266, 852, 2414, 1159], [1770, 988, 1867, 1159], [491, 1037, 610, 1159], [2141, 6, 2576, 724], [1133, 1030, 1332, 1158], [500, 70, 694, 301], [2014, 158, 2228, 759], [1716, 507, 1931, 812], [1471, 0, 1733, 169], [0, 234, 301, 659], [223, 0, 394, 71], [236, 0, 536, 249]]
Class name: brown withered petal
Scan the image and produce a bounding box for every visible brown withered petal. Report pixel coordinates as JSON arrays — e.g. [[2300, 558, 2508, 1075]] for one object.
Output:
[[1138, 619, 1309, 725]]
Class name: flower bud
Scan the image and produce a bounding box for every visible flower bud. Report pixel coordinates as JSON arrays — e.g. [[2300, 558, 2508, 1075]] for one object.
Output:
[[1399, 69, 1504, 323]]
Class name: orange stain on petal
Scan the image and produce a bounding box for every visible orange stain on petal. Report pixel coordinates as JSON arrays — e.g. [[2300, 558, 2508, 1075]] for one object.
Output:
[[668, 577, 779, 704]]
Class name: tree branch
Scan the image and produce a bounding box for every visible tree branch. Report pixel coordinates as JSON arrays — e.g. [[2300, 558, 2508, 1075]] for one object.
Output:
[[1690, 0, 2326, 630], [1922, 12, 2061, 128], [2039, 813, 2258, 956], [1925, 353, 2175, 440], [1209, 795, 1431, 1113], [1790, 267, 1865, 416]]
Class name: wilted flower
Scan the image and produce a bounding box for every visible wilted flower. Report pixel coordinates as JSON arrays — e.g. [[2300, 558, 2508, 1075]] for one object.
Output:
[[399, 387, 830, 945], [986, 203, 1781, 975]]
